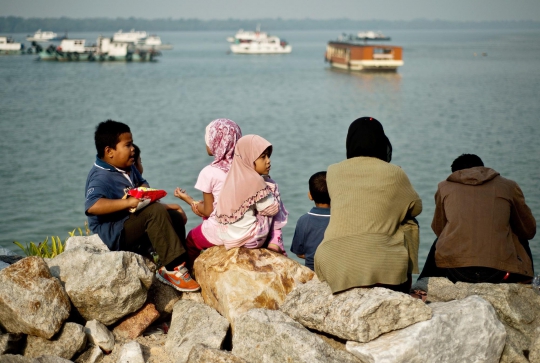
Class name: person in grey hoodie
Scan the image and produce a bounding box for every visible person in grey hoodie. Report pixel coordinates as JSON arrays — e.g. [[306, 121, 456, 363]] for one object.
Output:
[[417, 154, 536, 284]]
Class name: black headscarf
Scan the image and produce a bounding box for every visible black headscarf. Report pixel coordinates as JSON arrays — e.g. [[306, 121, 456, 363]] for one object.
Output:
[[346, 117, 392, 162]]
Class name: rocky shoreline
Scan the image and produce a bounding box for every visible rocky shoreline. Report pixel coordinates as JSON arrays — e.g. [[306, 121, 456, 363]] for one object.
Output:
[[1, 235, 540, 363]]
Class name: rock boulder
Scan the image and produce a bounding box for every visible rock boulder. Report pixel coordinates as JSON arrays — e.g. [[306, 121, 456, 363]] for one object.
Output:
[[165, 300, 230, 363], [232, 309, 361, 363], [24, 322, 87, 359], [346, 295, 506, 363], [47, 248, 154, 326], [187, 344, 248, 363], [281, 279, 432, 342], [416, 277, 540, 363], [193, 246, 314, 326], [0, 257, 70, 339]]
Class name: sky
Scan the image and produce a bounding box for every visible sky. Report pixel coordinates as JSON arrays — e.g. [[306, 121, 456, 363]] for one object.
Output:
[[1, 0, 540, 22]]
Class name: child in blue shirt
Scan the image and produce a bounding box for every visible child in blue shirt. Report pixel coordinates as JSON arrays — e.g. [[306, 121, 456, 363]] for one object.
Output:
[[85, 120, 199, 292], [290, 171, 331, 270]]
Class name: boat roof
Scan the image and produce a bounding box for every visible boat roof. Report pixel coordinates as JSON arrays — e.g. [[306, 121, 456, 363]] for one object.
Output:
[[328, 41, 401, 49]]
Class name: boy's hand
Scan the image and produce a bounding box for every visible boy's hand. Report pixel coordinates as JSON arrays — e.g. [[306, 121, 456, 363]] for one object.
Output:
[[125, 196, 141, 209]]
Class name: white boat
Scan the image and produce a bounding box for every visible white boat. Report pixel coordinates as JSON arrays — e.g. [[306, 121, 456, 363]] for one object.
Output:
[[27, 30, 61, 42], [137, 35, 173, 50], [227, 27, 268, 43], [230, 35, 291, 54], [113, 29, 147, 43], [0, 36, 22, 54], [356, 31, 391, 41], [94, 36, 159, 62], [54, 39, 95, 61]]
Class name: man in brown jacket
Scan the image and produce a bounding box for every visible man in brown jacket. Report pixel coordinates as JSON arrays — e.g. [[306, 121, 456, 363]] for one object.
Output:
[[419, 154, 536, 283]]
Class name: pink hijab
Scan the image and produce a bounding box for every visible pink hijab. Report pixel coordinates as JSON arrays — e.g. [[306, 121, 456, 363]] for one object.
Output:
[[205, 119, 242, 173], [215, 135, 272, 224]]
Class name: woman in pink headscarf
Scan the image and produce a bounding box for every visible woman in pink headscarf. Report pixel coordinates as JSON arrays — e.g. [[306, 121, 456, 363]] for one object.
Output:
[[215, 134, 288, 253], [174, 119, 242, 269]]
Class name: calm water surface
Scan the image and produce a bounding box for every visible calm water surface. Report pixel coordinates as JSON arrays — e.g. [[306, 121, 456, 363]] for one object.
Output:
[[1, 29, 539, 271]]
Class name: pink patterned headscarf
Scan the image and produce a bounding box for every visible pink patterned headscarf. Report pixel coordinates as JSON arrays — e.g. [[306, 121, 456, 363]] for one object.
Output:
[[215, 135, 272, 224], [205, 119, 242, 173]]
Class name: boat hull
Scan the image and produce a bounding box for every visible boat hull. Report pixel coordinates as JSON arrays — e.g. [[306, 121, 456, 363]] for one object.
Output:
[[230, 45, 292, 54], [329, 59, 403, 72]]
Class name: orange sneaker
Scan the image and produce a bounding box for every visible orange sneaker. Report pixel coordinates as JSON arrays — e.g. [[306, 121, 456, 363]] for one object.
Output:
[[156, 262, 200, 292]]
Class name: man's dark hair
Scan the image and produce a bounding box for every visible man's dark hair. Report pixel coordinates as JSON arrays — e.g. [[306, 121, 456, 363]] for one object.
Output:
[[451, 154, 484, 172], [94, 120, 131, 158], [309, 171, 330, 205]]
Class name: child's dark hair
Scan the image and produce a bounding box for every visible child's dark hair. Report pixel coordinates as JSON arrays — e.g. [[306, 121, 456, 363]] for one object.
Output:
[[94, 120, 131, 158], [133, 144, 141, 161], [260, 145, 273, 158], [309, 171, 330, 205], [451, 154, 484, 172]]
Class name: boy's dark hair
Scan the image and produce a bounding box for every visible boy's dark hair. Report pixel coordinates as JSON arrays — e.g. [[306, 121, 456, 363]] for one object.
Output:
[[95, 120, 131, 158], [133, 144, 141, 161], [309, 171, 330, 205], [451, 154, 484, 172]]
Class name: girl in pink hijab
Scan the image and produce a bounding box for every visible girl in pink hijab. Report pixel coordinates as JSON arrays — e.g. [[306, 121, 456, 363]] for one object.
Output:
[[215, 134, 288, 253], [174, 119, 242, 269]]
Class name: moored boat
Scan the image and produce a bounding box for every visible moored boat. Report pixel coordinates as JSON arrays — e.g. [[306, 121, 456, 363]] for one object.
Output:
[[227, 27, 269, 43], [27, 30, 65, 42], [54, 39, 95, 61], [230, 35, 291, 54], [113, 29, 147, 43], [325, 33, 403, 72], [0, 36, 22, 54]]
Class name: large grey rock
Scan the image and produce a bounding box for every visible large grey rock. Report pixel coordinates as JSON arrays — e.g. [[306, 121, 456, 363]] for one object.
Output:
[[0, 257, 71, 339], [281, 280, 432, 342], [187, 344, 248, 363], [74, 345, 104, 363], [47, 248, 153, 326], [118, 341, 144, 363], [346, 296, 506, 363], [165, 300, 230, 363], [35, 357, 73, 363], [232, 308, 361, 363], [84, 320, 114, 353], [64, 235, 109, 253], [24, 322, 87, 359], [0, 333, 24, 354], [0, 356, 35, 363], [416, 277, 540, 363], [529, 327, 540, 363]]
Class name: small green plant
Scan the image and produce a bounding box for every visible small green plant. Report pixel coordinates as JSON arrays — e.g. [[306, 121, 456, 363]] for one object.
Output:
[[13, 224, 91, 258]]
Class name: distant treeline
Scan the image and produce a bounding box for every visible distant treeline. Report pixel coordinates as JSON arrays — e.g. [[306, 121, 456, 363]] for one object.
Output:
[[1, 16, 539, 33]]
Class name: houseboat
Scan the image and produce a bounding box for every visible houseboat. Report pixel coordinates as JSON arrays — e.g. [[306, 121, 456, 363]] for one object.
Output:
[[325, 33, 403, 72]]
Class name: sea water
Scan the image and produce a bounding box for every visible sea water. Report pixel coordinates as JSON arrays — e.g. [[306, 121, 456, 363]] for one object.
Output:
[[1, 28, 539, 270]]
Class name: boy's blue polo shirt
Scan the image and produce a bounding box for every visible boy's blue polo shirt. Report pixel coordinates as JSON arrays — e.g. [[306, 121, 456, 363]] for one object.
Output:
[[85, 156, 147, 251], [290, 206, 331, 271]]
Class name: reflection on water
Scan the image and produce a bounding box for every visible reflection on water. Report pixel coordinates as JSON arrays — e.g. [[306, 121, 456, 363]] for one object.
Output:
[[0, 29, 539, 271]]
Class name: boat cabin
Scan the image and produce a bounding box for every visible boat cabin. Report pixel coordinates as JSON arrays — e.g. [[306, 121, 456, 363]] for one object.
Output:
[[57, 39, 86, 53], [325, 41, 403, 72]]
